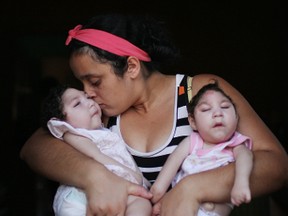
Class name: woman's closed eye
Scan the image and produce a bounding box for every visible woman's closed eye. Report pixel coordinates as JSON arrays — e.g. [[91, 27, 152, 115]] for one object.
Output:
[[90, 79, 101, 87]]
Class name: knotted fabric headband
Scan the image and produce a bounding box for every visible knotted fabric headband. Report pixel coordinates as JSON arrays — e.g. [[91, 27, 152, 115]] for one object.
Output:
[[65, 24, 151, 62]]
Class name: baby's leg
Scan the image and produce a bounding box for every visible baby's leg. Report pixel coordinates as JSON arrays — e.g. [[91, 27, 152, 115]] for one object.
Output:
[[125, 195, 152, 216], [53, 185, 86, 216]]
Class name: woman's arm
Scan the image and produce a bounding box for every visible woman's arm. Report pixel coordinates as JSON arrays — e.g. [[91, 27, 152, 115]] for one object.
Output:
[[20, 128, 152, 215], [158, 74, 288, 216], [20, 128, 101, 185]]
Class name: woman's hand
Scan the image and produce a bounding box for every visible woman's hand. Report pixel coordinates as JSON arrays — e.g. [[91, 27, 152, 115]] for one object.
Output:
[[154, 179, 200, 216], [85, 169, 152, 216]]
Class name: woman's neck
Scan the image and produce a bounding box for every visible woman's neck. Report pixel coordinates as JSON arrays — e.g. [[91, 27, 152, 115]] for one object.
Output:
[[132, 72, 174, 114]]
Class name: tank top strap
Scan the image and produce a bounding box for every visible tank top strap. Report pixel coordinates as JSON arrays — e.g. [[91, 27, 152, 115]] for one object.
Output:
[[187, 76, 193, 102], [189, 133, 203, 154]]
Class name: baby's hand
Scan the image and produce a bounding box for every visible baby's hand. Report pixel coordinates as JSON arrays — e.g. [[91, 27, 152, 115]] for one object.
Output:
[[231, 185, 251, 206], [150, 184, 166, 204]]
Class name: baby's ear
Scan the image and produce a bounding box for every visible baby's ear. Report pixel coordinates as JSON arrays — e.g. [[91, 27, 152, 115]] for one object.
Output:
[[188, 115, 197, 130]]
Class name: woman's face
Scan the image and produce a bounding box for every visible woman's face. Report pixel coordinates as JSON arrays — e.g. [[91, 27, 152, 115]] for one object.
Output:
[[69, 53, 134, 117]]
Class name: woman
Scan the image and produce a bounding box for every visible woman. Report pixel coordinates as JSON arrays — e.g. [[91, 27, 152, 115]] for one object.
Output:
[[20, 13, 288, 216]]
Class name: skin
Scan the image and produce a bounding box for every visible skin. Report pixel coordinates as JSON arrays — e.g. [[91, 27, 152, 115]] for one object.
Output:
[[20, 53, 288, 216], [190, 90, 239, 144], [62, 88, 103, 130]]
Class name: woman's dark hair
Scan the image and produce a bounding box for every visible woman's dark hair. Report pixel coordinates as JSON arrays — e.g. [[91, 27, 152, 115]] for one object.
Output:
[[40, 85, 69, 130], [67, 13, 181, 77], [187, 80, 236, 118]]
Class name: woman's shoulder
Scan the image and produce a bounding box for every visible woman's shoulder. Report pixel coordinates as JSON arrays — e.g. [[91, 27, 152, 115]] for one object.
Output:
[[191, 73, 223, 87], [191, 73, 236, 97]]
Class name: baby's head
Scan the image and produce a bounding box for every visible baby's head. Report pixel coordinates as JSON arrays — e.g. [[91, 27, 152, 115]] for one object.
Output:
[[187, 81, 238, 143], [187, 81, 236, 118], [41, 85, 103, 130], [40, 85, 69, 130]]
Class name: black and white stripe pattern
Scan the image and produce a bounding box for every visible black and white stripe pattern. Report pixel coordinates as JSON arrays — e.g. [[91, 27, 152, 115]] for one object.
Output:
[[108, 74, 193, 185]]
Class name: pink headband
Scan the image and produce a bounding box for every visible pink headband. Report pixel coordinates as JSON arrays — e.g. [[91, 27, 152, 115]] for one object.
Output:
[[65, 24, 151, 62]]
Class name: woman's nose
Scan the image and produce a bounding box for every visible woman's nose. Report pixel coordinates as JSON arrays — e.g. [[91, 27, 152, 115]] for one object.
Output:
[[84, 86, 97, 98]]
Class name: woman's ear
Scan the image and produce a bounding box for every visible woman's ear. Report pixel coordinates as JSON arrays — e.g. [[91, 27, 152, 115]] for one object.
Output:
[[188, 115, 197, 130], [126, 56, 141, 79]]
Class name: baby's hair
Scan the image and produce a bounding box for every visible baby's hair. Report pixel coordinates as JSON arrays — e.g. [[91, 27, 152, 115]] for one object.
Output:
[[187, 80, 236, 118], [40, 84, 70, 130]]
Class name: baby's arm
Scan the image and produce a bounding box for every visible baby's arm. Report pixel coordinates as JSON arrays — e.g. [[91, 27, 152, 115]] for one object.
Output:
[[231, 143, 253, 206], [150, 136, 190, 203], [63, 132, 102, 160], [63, 132, 143, 183]]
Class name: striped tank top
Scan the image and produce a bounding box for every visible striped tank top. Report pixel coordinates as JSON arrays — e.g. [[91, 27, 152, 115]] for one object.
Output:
[[107, 74, 193, 185]]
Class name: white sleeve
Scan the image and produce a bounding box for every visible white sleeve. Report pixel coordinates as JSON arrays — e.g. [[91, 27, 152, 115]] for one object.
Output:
[[47, 119, 76, 139]]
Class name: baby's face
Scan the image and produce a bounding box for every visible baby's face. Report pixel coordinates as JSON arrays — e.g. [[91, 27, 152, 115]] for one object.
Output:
[[193, 90, 238, 144], [62, 88, 103, 129]]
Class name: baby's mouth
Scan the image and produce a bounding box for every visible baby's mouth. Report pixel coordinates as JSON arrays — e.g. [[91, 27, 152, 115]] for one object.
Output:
[[213, 123, 223, 127]]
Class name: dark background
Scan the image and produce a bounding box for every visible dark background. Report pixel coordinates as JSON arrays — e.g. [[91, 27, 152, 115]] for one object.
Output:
[[1, 0, 287, 215]]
